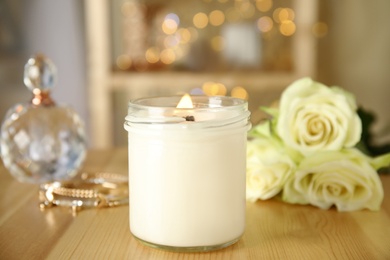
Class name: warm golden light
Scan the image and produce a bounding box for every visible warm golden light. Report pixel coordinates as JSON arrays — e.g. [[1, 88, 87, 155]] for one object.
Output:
[[193, 12, 209, 29], [256, 0, 272, 12], [279, 20, 296, 36], [273, 8, 295, 23], [216, 83, 227, 96], [202, 82, 215, 96], [209, 10, 225, 26], [272, 8, 282, 22], [160, 49, 176, 64], [239, 2, 255, 19], [162, 19, 178, 35], [279, 8, 294, 22], [116, 54, 132, 70], [257, 16, 273, 32], [177, 93, 194, 108], [202, 82, 227, 96], [178, 28, 191, 43], [231, 86, 248, 100], [145, 47, 160, 63]]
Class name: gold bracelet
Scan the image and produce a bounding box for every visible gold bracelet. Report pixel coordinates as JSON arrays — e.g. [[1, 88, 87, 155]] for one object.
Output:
[[39, 172, 128, 215]]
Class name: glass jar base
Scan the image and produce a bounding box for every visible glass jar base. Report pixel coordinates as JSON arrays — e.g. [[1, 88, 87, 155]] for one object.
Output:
[[132, 234, 241, 252]]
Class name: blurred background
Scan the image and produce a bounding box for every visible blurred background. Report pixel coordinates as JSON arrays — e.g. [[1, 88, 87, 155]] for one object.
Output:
[[0, 0, 389, 148]]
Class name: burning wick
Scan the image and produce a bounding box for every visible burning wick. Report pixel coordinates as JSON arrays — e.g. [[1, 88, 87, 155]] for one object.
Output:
[[177, 94, 195, 121], [184, 115, 195, 121], [177, 93, 193, 109]]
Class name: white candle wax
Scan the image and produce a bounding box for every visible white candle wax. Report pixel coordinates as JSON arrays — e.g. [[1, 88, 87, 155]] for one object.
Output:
[[124, 95, 250, 252]]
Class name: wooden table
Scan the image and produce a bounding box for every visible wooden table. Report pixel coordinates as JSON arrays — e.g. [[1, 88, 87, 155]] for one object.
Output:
[[1, 149, 390, 259]]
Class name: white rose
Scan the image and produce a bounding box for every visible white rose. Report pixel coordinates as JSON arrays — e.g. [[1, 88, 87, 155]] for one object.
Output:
[[246, 122, 297, 201], [282, 149, 384, 211], [276, 78, 362, 156]]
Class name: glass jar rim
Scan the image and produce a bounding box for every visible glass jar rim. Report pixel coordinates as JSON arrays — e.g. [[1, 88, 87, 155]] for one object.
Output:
[[128, 95, 247, 111], [124, 95, 250, 130]]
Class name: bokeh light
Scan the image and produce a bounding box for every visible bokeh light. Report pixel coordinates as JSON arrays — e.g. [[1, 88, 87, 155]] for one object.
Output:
[[177, 28, 191, 43], [166, 13, 180, 25], [193, 12, 209, 29], [231, 86, 248, 100], [257, 16, 273, 33], [202, 82, 227, 96], [273, 8, 294, 23], [116, 54, 132, 70], [145, 47, 160, 63], [160, 49, 176, 64], [256, 0, 273, 12], [279, 20, 296, 36], [279, 8, 294, 22], [238, 2, 256, 19], [162, 19, 178, 35], [121, 0, 301, 70], [209, 10, 225, 26]]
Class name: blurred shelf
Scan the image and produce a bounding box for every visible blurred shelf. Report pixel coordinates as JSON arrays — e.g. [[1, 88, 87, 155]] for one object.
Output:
[[85, 0, 319, 148], [109, 71, 298, 90]]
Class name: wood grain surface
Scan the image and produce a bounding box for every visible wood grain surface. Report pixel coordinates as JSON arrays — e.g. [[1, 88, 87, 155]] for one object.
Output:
[[1, 149, 389, 259]]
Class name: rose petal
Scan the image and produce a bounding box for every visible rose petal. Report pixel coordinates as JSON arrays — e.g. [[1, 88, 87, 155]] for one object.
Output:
[[282, 149, 384, 211], [276, 78, 362, 156]]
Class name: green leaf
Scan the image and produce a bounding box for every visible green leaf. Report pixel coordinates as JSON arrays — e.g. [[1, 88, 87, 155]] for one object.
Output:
[[357, 107, 390, 156], [371, 153, 390, 173], [261, 106, 279, 118]]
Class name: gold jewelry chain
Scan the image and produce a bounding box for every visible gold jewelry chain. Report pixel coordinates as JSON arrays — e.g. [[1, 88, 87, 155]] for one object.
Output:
[[39, 172, 128, 215], [52, 187, 98, 198]]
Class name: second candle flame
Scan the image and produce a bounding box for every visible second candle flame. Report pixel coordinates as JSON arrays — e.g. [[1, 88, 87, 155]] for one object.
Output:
[[176, 93, 194, 109]]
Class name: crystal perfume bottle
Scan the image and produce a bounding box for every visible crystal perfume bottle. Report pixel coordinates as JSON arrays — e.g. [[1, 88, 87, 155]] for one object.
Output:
[[0, 54, 87, 183]]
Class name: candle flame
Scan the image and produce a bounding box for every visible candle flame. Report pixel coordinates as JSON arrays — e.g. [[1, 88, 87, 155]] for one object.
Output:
[[176, 93, 194, 108]]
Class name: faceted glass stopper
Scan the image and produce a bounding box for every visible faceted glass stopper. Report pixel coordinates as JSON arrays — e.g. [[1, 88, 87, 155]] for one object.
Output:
[[0, 54, 87, 184], [23, 53, 57, 93]]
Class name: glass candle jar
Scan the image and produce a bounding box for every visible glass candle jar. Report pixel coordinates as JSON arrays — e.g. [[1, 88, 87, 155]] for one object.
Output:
[[124, 95, 250, 252]]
